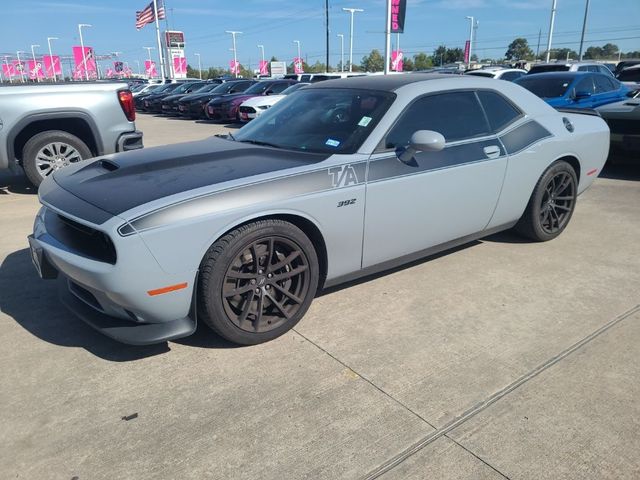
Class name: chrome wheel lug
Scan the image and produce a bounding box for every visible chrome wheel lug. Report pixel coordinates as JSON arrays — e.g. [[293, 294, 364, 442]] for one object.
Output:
[[255, 288, 260, 294], [250, 279, 256, 285]]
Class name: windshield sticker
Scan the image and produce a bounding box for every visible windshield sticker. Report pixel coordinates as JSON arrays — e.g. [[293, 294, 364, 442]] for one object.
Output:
[[325, 138, 341, 147], [358, 116, 372, 127]]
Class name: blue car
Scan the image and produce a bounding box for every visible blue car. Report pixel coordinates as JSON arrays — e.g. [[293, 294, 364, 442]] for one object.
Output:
[[515, 72, 629, 109]]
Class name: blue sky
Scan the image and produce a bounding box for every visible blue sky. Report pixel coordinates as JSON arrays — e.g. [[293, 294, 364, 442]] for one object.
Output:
[[2, 0, 639, 72]]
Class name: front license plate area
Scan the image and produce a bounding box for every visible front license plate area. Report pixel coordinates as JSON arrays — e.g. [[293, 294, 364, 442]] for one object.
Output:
[[28, 236, 58, 280]]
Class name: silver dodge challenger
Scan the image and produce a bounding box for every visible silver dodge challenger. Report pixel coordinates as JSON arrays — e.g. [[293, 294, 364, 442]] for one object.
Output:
[[29, 74, 610, 345]]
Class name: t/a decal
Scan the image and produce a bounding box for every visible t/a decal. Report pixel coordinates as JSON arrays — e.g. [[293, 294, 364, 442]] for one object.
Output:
[[329, 165, 359, 188]]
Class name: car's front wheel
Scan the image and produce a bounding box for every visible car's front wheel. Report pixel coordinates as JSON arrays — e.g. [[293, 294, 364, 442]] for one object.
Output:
[[515, 160, 578, 242], [198, 219, 319, 345]]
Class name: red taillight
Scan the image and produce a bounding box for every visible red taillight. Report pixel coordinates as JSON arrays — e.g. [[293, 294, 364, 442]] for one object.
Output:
[[118, 90, 136, 122]]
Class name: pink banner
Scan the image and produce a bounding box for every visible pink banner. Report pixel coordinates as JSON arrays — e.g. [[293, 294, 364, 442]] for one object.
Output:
[[259, 60, 268, 76], [229, 59, 240, 75], [173, 57, 187, 75], [391, 50, 404, 72], [464, 40, 470, 63], [43, 55, 62, 78], [2, 62, 17, 78], [106, 68, 115, 78], [144, 60, 157, 77], [293, 57, 304, 74], [27, 60, 45, 80], [72, 46, 97, 79]]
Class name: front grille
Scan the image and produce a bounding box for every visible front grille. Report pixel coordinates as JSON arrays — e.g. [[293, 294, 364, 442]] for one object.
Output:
[[239, 106, 256, 114], [46, 212, 117, 264]]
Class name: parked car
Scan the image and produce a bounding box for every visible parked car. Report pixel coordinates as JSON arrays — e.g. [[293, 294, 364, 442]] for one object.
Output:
[[466, 68, 527, 82], [515, 72, 630, 109], [0, 82, 142, 186], [615, 60, 640, 76], [206, 80, 297, 122], [132, 83, 161, 98], [135, 82, 182, 110], [145, 81, 207, 113], [238, 83, 309, 122], [160, 82, 216, 115], [616, 64, 640, 86], [29, 74, 609, 346], [528, 62, 614, 77], [177, 80, 257, 119], [597, 90, 640, 156]]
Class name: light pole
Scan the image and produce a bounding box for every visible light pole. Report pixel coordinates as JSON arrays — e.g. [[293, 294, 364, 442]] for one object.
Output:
[[47, 37, 58, 81], [194, 53, 202, 79], [78, 23, 92, 81], [3, 56, 12, 83], [257, 44, 265, 63], [293, 39, 301, 63], [144, 46, 154, 78], [578, 0, 590, 61], [465, 16, 474, 68], [225, 30, 242, 78], [545, 0, 557, 63], [343, 7, 364, 72], [16, 51, 26, 83], [30, 44, 41, 82], [337, 34, 345, 72], [135, 60, 141, 76]]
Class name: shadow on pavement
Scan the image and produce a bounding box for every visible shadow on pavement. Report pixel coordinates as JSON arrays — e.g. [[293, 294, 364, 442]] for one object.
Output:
[[0, 170, 36, 195], [601, 157, 640, 181]]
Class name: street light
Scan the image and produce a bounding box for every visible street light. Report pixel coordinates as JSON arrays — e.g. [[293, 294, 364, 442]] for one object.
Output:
[[143, 46, 154, 78], [342, 7, 364, 73], [465, 16, 474, 68], [16, 51, 26, 83], [30, 44, 41, 82], [3, 56, 12, 84], [578, 0, 590, 61], [78, 23, 92, 81], [337, 34, 345, 72], [225, 30, 242, 78], [194, 53, 202, 79], [47, 37, 58, 81], [135, 60, 141, 76], [293, 39, 301, 63], [257, 44, 265, 63]]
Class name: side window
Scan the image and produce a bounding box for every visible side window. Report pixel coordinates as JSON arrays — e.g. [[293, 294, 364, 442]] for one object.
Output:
[[385, 91, 491, 149], [577, 66, 589, 72], [268, 83, 290, 94], [476, 90, 522, 132], [500, 71, 523, 82], [574, 77, 594, 94], [593, 75, 615, 93], [587, 65, 599, 73]]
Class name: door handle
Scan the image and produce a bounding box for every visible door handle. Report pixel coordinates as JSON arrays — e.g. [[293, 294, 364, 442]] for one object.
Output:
[[483, 145, 501, 159]]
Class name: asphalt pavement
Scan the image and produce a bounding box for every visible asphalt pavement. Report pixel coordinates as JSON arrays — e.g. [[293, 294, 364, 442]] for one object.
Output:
[[1, 113, 639, 479]]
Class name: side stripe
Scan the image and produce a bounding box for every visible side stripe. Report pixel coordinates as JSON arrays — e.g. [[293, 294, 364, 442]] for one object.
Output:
[[499, 120, 553, 155]]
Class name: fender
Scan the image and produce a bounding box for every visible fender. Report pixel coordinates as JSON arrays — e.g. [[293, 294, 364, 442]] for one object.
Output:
[[6, 110, 104, 162]]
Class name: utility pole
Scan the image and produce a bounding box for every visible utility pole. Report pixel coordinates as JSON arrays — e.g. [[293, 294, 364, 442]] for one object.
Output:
[[325, 0, 330, 71], [226, 31, 242, 78], [536, 28, 542, 60], [337, 34, 345, 72], [545, 0, 557, 63], [343, 7, 364, 73], [578, 0, 590, 61]]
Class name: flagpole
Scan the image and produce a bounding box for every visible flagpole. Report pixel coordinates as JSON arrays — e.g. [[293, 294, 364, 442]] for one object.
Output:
[[153, 0, 166, 80]]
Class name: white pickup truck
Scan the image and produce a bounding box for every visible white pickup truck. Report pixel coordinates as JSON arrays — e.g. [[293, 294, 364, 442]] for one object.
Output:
[[0, 82, 143, 186]]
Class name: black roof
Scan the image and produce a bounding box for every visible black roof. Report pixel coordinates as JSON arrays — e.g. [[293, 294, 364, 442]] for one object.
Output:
[[305, 73, 463, 92]]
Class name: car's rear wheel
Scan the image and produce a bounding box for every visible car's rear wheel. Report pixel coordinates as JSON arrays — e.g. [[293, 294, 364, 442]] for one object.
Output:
[[515, 160, 578, 242], [22, 130, 92, 187], [198, 219, 319, 345]]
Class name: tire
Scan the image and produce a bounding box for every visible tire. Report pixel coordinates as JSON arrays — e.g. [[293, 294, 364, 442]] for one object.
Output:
[[22, 130, 92, 187], [198, 219, 319, 345], [515, 160, 578, 242]]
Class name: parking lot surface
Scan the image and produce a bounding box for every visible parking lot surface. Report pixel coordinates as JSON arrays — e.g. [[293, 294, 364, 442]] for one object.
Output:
[[1, 114, 639, 479]]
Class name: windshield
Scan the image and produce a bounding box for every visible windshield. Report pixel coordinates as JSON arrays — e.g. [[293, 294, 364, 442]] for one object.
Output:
[[131, 84, 146, 92], [234, 88, 396, 154], [281, 83, 309, 95], [528, 64, 570, 74], [174, 82, 201, 94], [243, 82, 274, 95], [516, 75, 575, 98]]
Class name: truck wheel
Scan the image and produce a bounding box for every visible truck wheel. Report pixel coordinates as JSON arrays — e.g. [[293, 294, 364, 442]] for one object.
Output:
[[22, 130, 92, 187], [515, 160, 578, 242], [198, 219, 319, 345]]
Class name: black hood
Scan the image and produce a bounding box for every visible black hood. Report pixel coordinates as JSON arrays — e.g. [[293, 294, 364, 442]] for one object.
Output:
[[52, 137, 328, 216]]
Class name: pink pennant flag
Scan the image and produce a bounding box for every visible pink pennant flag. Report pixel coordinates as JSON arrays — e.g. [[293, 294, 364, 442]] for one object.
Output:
[[391, 50, 404, 72], [293, 57, 304, 74], [229, 59, 240, 75], [144, 59, 157, 77]]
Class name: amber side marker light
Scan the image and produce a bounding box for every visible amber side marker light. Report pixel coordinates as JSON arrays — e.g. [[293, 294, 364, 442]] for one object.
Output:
[[147, 282, 188, 296]]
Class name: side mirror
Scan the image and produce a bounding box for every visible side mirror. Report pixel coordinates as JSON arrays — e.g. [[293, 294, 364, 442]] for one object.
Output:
[[398, 130, 446, 165], [573, 90, 592, 101]]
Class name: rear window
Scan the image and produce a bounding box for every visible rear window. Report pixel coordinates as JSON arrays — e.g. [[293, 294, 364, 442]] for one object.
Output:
[[528, 64, 570, 74], [516, 75, 574, 98], [467, 71, 495, 78]]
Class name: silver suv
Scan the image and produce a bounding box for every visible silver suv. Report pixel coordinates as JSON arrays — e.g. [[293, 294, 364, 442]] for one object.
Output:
[[528, 62, 614, 77]]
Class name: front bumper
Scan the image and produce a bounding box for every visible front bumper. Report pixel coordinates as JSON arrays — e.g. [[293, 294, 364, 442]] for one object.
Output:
[[29, 207, 197, 345]]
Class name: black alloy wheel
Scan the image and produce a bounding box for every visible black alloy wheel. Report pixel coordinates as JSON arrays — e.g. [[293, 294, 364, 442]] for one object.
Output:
[[515, 160, 578, 242], [198, 219, 319, 345]]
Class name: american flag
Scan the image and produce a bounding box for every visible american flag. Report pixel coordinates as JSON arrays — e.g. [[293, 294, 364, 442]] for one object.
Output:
[[136, 0, 166, 30]]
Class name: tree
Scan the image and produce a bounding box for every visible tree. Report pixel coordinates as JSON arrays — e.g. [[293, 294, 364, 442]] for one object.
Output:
[[307, 60, 327, 73], [413, 52, 432, 70], [542, 48, 578, 61], [433, 45, 447, 66], [584, 46, 603, 59], [505, 38, 534, 61], [402, 57, 414, 71], [445, 48, 464, 64], [601, 43, 619, 58], [361, 49, 385, 72]]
